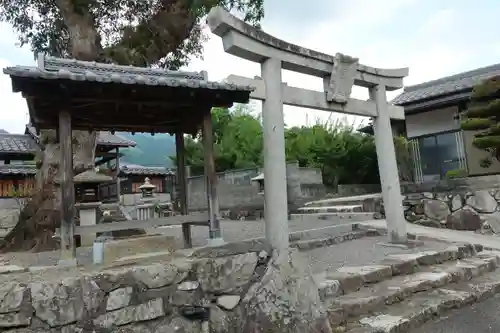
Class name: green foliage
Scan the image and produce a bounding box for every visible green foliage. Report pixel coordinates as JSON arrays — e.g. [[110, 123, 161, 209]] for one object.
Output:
[[480, 157, 493, 168], [285, 119, 379, 188], [445, 168, 468, 179], [177, 109, 414, 188], [461, 75, 500, 166], [174, 104, 263, 175], [0, 0, 264, 68], [394, 136, 415, 182]]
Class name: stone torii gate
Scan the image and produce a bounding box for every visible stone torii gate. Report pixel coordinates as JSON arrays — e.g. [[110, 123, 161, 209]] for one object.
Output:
[[207, 7, 409, 250]]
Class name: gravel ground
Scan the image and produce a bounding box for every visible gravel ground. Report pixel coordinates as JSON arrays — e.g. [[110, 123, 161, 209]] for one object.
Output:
[[411, 293, 500, 333], [302, 236, 451, 274], [153, 218, 353, 247], [0, 218, 353, 268]]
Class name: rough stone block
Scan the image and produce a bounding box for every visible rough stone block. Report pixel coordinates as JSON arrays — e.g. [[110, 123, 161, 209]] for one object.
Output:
[[30, 276, 104, 327], [196, 252, 258, 293], [240, 249, 332, 333], [130, 261, 190, 289], [103, 234, 178, 263], [94, 298, 165, 328], [106, 287, 133, 311]]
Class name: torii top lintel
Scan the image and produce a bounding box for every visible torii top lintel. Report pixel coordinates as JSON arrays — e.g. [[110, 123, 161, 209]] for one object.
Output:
[[207, 7, 409, 91]]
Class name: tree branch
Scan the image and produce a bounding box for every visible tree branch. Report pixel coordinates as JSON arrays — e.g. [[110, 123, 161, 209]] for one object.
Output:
[[104, 0, 198, 67]]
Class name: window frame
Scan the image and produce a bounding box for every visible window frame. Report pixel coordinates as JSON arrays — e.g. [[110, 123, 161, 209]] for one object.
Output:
[[414, 129, 465, 180]]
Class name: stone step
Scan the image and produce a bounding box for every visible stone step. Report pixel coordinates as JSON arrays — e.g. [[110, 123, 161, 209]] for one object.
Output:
[[297, 205, 364, 213], [327, 251, 499, 323], [290, 212, 375, 222], [315, 244, 481, 302], [340, 259, 500, 333], [304, 193, 383, 208]]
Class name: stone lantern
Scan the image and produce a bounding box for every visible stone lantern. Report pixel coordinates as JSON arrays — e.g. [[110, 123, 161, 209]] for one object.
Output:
[[74, 169, 113, 246], [136, 177, 158, 220], [74, 169, 113, 203], [139, 177, 156, 199], [251, 173, 265, 194]]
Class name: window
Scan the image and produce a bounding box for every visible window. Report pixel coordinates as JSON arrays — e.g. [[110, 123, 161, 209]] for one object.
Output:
[[417, 131, 465, 181]]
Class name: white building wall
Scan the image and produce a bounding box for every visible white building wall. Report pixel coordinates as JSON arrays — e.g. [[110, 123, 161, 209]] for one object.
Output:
[[406, 106, 460, 138]]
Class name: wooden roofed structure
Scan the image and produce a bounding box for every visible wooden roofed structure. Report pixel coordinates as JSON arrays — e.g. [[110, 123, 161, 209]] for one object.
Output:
[[4, 54, 253, 264], [6, 55, 252, 134]]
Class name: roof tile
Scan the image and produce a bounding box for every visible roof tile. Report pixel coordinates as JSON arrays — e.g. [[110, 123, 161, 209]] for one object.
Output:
[[0, 164, 37, 175], [4, 55, 254, 93], [120, 164, 174, 176], [0, 134, 39, 154], [392, 63, 500, 105]]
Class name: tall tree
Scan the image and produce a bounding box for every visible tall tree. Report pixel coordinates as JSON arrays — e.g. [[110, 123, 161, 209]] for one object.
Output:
[[461, 76, 500, 168], [0, 0, 264, 251]]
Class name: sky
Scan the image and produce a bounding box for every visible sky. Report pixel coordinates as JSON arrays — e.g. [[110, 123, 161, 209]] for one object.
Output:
[[1, 0, 500, 134]]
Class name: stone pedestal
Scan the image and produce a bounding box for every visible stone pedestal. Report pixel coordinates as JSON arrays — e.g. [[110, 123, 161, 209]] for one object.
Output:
[[136, 203, 154, 220], [241, 249, 332, 333], [76, 201, 101, 247]]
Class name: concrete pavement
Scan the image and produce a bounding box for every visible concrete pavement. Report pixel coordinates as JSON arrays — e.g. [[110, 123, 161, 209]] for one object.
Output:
[[360, 219, 500, 250], [411, 293, 500, 333]]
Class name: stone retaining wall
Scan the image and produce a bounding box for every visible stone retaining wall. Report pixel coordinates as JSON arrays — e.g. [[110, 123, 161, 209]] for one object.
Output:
[[1, 250, 271, 332], [0, 241, 333, 333], [403, 189, 500, 233]]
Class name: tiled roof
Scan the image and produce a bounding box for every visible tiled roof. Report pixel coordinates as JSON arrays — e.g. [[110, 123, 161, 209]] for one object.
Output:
[[25, 125, 136, 148], [120, 164, 174, 176], [392, 63, 500, 105], [0, 164, 37, 175], [0, 134, 39, 154], [4, 55, 254, 93], [96, 132, 136, 147]]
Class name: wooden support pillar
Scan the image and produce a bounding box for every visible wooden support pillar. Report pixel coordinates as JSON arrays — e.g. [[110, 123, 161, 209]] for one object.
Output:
[[202, 112, 223, 245], [58, 111, 76, 266], [115, 148, 121, 202], [175, 132, 191, 248]]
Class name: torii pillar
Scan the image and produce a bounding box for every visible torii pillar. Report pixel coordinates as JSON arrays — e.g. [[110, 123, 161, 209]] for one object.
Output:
[[207, 7, 409, 249]]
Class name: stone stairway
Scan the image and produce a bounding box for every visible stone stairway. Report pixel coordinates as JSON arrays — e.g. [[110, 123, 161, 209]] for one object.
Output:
[[313, 243, 500, 332], [291, 193, 383, 222]]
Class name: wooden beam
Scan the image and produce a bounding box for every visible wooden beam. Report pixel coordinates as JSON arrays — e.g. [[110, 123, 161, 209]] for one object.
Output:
[[202, 112, 222, 241], [175, 132, 188, 215], [225, 75, 405, 120], [175, 132, 191, 247], [72, 214, 209, 235], [58, 111, 76, 264], [115, 148, 121, 202]]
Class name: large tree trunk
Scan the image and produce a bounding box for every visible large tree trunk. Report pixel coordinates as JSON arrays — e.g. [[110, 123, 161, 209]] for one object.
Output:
[[0, 2, 101, 252]]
